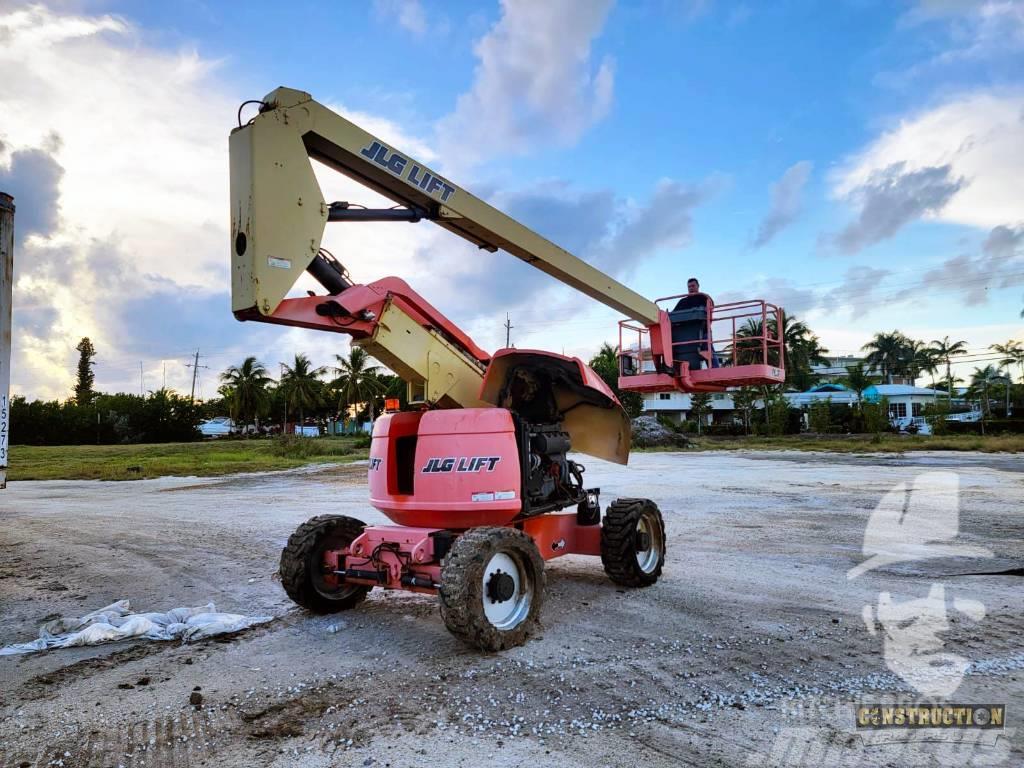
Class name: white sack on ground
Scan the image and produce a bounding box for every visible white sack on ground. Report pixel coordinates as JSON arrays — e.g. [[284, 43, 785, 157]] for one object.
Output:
[[0, 600, 273, 655]]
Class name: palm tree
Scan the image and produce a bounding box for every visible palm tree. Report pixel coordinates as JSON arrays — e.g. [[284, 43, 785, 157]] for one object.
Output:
[[990, 340, 1023, 383], [930, 336, 968, 399], [280, 353, 326, 433], [219, 356, 272, 433], [909, 339, 937, 387], [845, 362, 875, 404], [734, 315, 828, 391], [730, 386, 759, 435], [862, 331, 910, 385], [332, 347, 384, 427], [910, 343, 941, 389], [990, 340, 1022, 416], [968, 365, 1004, 420]]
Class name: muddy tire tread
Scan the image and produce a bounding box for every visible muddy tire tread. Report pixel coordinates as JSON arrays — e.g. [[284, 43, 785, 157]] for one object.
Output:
[[280, 514, 369, 613], [600, 498, 665, 587], [439, 527, 545, 652]]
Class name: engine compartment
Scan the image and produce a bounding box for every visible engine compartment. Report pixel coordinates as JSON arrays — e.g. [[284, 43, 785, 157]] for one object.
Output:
[[521, 422, 585, 512], [497, 364, 590, 515]]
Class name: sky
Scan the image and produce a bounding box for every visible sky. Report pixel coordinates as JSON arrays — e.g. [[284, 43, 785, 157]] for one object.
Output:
[[1, 0, 1022, 400]]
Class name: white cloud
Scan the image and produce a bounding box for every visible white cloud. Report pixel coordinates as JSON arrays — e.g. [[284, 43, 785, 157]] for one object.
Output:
[[436, 0, 616, 171], [0, 5, 240, 396], [916, 224, 1024, 305], [907, 1, 1024, 59], [828, 162, 965, 254], [832, 91, 1024, 231], [0, 5, 450, 399], [373, 0, 429, 37], [753, 160, 812, 248]]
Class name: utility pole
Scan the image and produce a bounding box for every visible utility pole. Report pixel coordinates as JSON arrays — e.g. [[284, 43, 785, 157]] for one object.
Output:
[[184, 349, 208, 404], [504, 313, 513, 348], [1, 193, 14, 489], [139, 362, 144, 396], [280, 361, 288, 435]]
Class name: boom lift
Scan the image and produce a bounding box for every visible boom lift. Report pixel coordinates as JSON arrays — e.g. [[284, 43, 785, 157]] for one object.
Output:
[[230, 88, 784, 650]]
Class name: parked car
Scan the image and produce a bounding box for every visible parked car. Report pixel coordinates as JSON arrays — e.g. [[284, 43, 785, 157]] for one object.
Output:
[[199, 417, 235, 438]]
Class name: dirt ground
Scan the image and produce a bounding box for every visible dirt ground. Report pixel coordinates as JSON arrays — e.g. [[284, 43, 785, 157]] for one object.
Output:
[[1, 451, 1021, 767]]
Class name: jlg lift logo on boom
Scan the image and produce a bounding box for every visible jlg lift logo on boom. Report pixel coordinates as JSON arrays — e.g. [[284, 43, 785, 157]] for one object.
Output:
[[359, 140, 456, 203], [422, 456, 501, 474]]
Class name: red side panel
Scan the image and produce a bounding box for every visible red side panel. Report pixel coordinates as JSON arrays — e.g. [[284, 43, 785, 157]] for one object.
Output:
[[369, 408, 522, 528]]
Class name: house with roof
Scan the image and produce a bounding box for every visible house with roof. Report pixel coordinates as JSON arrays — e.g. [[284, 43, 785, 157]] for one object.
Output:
[[784, 383, 859, 408], [640, 381, 979, 434], [641, 390, 737, 426], [783, 383, 947, 432]]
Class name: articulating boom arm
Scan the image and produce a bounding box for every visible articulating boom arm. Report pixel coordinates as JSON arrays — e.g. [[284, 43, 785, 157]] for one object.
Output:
[[230, 87, 659, 326], [230, 87, 784, 408]]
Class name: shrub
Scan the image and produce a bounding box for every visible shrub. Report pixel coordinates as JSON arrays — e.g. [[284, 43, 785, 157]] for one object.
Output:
[[703, 423, 747, 437], [271, 435, 355, 459], [807, 400, 832, 434], [656, 413, 682, 433], [923, 400, 951, 435]]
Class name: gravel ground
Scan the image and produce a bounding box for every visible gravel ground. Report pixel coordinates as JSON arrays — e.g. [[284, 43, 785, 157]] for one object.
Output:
[[0, 451, 1021, 767]]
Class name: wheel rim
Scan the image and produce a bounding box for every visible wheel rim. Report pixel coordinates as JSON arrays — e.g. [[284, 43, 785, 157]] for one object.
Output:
[[635, 510, 664, 574], [481, 551, 532, 630], [313, 543, 364, 601]]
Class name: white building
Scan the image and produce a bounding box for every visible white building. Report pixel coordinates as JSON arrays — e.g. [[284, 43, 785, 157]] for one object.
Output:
[[643, 382, 976, 433], [784, 383, 859, 408], [642, 391, 738, 425], [863, 384, 950, 433]]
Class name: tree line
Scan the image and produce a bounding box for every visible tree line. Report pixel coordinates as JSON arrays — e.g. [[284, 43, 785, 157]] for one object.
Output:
[[9, 339, 399, 446], [9, 322, 1023, 446], [218, 348, 402, 431]]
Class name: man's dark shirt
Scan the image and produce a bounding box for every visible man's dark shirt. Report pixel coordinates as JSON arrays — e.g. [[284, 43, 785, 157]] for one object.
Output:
[[672, 292, 713, 312]]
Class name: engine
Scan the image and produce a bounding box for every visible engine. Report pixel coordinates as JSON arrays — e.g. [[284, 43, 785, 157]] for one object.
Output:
[[522, 423, 585, 511]]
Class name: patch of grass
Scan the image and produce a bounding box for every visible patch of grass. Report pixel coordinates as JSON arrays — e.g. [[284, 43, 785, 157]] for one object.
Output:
[[270, 434, 357, 459], [664, 433, 1024, 453], [7, 437, 370, 481]]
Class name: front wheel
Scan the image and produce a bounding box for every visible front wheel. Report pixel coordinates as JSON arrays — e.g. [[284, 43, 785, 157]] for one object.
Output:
[[601, 498, 666, 587], [439, 527, 545, 651], [280, 515, 371, 613]]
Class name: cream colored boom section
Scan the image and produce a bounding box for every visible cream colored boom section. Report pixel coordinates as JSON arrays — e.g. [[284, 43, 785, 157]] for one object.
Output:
[[230, 87, 660, 326], [361, 301, 487, 409]]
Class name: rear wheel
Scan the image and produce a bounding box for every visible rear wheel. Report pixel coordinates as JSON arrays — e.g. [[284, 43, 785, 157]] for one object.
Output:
[[280, 515, 370, 613], [601, 498, 665, 587], [439, 527, 545, 651]]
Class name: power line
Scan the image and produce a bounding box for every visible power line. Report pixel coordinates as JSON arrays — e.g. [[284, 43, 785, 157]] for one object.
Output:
[[510, 266, 1024, 333]]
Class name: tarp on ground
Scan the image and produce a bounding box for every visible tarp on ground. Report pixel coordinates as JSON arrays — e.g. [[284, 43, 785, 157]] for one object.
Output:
[[0, 600, 273, 655]]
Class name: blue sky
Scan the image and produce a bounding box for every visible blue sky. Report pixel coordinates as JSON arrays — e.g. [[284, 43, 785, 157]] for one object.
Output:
[[1, 0, 1022, 397]]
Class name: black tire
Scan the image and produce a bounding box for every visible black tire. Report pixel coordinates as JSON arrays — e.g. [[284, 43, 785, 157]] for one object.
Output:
[[439, 527, 545, 652], [601, 498, 666, 587], [280, 515, 370, 613]]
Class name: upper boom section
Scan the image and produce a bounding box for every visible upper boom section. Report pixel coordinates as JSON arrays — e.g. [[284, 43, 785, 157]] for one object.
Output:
[[230, 87, 659, 325]]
